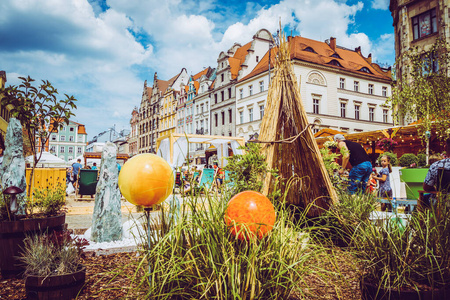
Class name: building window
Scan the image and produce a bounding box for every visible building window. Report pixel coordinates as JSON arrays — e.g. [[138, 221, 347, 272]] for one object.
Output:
[[239, 111, 243, 124], [60, 135, 66, 141], [50, 146, 56, 153], [369, 107, 375, 122], [201, 105, 204, 114], [313, 98, 320, 114], [249, 108, 253, 122], [68, 147, 73, 153], [383, 109, 388, 123], [221, 73, 224, 82], [69, 136, 74, 142], [339, 78, 345, 89], [259, 81, 264, 92], [69, 127, 74, 132], [77, 147, 82, 154], [412, 8, 437, 40], [60, 146, 65, 153], [355, 105, 360, 120], [51, 134, 56, 141], [249, 85, 253, 96], [221, 91, 224, 101], [215, 114, 218, 127], [229, 109, 232, 123], [260, 105, 264, 119], [368, 84, 373, 95], [221, 111, 225, 125], [354, 81, 359, 92], [382, 86, 387, 97], [214, 94, 217, 104], [340, 102, 346, 118], [228, 88, 232, 99]]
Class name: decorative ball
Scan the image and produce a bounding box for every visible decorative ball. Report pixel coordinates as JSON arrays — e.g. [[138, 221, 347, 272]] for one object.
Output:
[[224, 191, 276, 240], [118, 153, 174, 207]]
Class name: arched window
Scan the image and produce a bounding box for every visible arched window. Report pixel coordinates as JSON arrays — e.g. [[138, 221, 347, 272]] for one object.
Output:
[[304, 47, 316, 53]]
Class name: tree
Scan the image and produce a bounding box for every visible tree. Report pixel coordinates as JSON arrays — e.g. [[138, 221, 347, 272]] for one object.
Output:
[[1, 76, 77, 196], [388, 38, 450, 142]]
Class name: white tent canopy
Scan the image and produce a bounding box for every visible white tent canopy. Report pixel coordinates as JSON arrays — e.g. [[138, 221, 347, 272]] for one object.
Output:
[[26, 151, 68, 168], [156, 133, 246, 168]]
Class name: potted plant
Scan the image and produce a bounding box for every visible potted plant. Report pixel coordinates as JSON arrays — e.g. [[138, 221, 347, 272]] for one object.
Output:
[[0, 184, 67, 278], [19, 230, 88, 299], [398, 153, 428, 200], [376, 138, 398, 152], [355, 197, 450, 299]]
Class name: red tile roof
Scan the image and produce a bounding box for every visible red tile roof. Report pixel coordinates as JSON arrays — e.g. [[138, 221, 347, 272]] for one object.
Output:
[[240, 36, 391, 82], [193, 68, 209, 80], [229, 42, 252, 79]]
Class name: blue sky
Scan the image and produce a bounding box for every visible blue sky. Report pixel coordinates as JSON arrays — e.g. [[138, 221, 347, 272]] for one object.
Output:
[[0, 0, 394, 139]]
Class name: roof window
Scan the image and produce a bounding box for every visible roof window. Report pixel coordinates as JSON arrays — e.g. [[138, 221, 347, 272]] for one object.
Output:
[[327, 60, 342, 67], [359, 67, 372, 74], [304, 47, 316, 53], [331, 53, 341, 59]]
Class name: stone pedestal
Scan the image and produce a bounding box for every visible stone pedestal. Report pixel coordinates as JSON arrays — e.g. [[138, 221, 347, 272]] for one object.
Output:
[[91, 142, 122, 242], [0, 118, 26, 215]]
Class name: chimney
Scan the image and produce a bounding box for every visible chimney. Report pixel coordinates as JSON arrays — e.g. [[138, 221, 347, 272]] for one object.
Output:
[[355, 46, 361, 55], [330, 37, 336, 51], [367, 53, 372, 63]]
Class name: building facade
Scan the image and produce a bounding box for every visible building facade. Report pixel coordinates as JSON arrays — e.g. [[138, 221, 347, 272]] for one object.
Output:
[[211, 29, 272, 138], [0, 71, 11, 139], [390, 0, 448, 79], [49, 120, 87, 162], [236, 35, 393, 141], [128, 107, 139, 156]]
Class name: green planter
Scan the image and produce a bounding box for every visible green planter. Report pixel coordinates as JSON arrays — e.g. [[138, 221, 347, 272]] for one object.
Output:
[[400, 168, 429, 200]]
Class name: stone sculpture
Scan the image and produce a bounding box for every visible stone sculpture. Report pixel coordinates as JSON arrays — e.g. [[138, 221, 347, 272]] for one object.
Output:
[[0, 118, 27, 215], [91, 142, 123, 242]]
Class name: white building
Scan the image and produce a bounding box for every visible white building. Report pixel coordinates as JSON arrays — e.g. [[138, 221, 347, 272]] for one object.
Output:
[[236, 35, 393, 141]]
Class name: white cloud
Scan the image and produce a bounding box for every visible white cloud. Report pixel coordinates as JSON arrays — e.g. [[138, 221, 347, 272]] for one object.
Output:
[[0, 0, 395, 138], [371, 0, 389, 10]]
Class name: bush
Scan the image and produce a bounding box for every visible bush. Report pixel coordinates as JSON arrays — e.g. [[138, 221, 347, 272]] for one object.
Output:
[[377, 151, 398, 166], [399, 153, 419, 167], [417, 153, 427, 167], [29, 183, 66, 216]]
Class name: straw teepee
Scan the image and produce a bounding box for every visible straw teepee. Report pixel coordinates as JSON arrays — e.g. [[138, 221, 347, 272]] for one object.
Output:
[[258, 29, 337, 216]]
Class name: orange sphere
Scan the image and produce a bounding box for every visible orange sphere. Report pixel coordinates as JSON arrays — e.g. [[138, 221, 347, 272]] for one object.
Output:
[[118, 154, 174, 207], [224, 191, 276, 240]]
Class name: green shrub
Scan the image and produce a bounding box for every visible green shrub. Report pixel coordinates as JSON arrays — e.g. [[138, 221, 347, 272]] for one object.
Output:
[[377, 151, 398, 166], [398, 153, 419, 167], [130, 192, 319, 299], [29, 183, 66, 216], [224, 143, 278, 196], [417, 153, 427, 167]]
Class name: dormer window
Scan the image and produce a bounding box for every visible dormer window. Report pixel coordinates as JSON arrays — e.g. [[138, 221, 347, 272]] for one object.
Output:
[[359, 67, 372, 74], [304, 47, 316, 53], [331, 53, 341, 59], [328, 60, 342, 67]]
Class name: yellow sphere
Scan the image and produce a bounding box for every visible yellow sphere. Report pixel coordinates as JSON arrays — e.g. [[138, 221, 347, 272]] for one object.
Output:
[[118, 153, 174, 207]]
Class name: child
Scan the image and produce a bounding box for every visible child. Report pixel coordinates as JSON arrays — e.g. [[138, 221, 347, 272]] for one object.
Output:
[[374, 155, 392, 211], [366, 169, 377, 195]]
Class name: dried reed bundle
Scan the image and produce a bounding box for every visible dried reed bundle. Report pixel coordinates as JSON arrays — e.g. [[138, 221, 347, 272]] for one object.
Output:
[[259, 29, 337, 216]]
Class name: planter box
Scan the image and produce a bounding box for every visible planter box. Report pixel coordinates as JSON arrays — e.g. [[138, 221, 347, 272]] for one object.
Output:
[[399, 168, 429, 200], [0, 214, 66, 278], [361, 278, 450, 300], [25, 265, 85, 300]]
